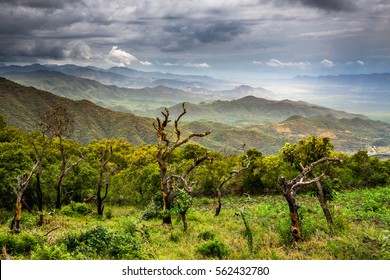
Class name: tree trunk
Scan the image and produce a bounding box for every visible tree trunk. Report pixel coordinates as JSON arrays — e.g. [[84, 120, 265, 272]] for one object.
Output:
[[162, 190, 172, 225], [55, 174, 64, 209], [180, 211, 188, 232], [215, 187, 222, 217], [283, 191, 303, 241], [36, 173, 44, 226], [160, 163, 172, 225], [315, 181, 333, 225], [280, 177, 303, 241], [97, 183, 108, 216], [97, 182, 103, 216], [12, 196, 23, 233]]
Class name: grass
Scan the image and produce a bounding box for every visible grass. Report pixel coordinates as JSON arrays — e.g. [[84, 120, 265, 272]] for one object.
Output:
[[0, 186, 389, 260]]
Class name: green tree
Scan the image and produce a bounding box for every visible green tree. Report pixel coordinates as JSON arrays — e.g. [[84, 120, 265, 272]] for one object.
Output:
[[40, 106, 83, 209], [280, 136, 336, 226]]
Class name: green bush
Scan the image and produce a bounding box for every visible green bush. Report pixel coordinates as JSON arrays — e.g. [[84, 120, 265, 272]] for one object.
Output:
[[0, 209, 11, 225], [197, 230, 216, 241], [196, 239, 229, 259], [105, 208, 113, 219], [382, 230, 390, 260], [60, 223, 147, 259], [141, 200, 161, 220], [169, 231, 180, 243], [108, 232, 142, 259], [31, 244, 74, 260], [0, 231, 42, 256], [59, 202, 92, 217]]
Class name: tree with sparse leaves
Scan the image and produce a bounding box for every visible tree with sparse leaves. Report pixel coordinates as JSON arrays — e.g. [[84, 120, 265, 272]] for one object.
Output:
[[153, 103, 210, 225], [40, 106, 83, 209], [279, 157, 341, 241]]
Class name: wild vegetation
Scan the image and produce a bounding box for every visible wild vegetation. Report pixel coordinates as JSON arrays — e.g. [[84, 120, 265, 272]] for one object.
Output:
[[0, 106, 389, 260]]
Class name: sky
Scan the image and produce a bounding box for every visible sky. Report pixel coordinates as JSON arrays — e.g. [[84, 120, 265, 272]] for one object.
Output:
[[0, 0, 390, 82]]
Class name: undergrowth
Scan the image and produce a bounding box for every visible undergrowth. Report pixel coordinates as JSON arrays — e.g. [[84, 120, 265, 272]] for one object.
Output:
[[0, 186, 389, 260]]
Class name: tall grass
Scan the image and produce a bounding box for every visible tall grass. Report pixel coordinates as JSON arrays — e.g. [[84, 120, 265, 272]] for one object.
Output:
[[1, 186, 389, 260]]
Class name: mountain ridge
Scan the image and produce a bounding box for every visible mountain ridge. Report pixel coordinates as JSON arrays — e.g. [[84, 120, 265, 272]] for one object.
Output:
[[138, 95, 368, 126], [1, 78, 388, 155]]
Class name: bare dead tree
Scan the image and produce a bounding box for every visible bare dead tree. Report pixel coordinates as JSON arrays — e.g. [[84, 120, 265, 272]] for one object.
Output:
[[153, 103, 210, 225], [10, 161, 40, 234], [215, 146, 250, 217], [299, 163, 333, 226], [279, 157, 341, 241]]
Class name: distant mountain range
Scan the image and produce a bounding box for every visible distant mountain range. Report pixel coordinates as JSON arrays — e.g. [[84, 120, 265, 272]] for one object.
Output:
[[0, 63, 229, 90], [1, 78, 389, 155], [0, 70, 221, 112], [139, 95, 367, 126]]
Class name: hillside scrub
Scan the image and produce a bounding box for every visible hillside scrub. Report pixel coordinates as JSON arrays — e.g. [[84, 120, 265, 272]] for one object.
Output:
[[0, 187, 389, 260], [0, 116, 390, 259]]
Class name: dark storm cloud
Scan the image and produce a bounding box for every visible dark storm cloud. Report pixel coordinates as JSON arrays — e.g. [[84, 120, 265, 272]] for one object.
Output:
[[0, 0, 84, 10], [0, 0, 389, 77], [161, 21, 247, 52], [193, 22, 246, 43], [294, 0, 358, 12]]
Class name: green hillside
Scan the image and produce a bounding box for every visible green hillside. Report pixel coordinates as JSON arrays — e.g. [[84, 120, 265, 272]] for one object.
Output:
[[1, 78, 389, 155], [141, 95, 367, 126], [0, 77, 155, 145], [1, 71, 217, 112]]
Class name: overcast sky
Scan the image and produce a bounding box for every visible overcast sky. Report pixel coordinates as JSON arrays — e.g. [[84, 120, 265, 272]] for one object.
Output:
[[0, 0, 389, 81]]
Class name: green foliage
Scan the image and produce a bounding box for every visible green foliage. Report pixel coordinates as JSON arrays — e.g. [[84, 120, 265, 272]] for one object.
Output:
[[169, 231, 181, 243], [382, 231, 390, 259], [196, 239, 229, 259], [197, 230, 216, 241], [172, 189, 193, 214], [59, 202, 92, 217], [59, 221, 148, 259], [0, 209, 11, 225], [105, 208, 113, 219], [239, 211, 253, 253], [281, 136, 334, 168], [0, 231, 43, 256], [31, 243, 74, 260]]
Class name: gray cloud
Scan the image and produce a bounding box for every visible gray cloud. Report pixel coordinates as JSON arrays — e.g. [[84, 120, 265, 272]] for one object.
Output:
[[162, 21, 247, 51], [296, 0, 358, 12], [0, 0, 84, 10], [0, 0, 389, 77]]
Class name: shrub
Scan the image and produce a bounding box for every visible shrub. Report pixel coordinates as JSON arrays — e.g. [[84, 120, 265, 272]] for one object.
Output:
[[0, 209, 11, 225], [59, 202, 92, 217], [141, 200, 161, 220], [63, 225, 110, 257], [31, 244, 74, 260], [170, 231, 180, 243], [60, 223, 147, 259], [105, 208, 113, 219], [196, 239, 229, 259], [108, 232, 142, 259], [197, 230, 216, 241], [0, 231, 42, 256]]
